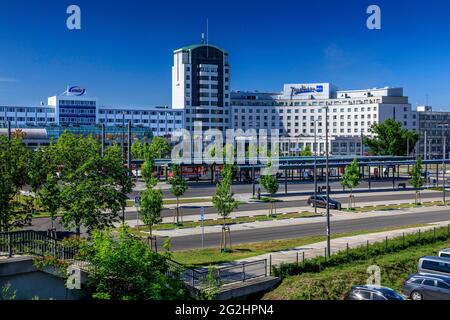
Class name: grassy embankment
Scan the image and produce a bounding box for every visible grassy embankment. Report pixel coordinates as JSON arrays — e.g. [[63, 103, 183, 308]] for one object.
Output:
[[263, 239, 450, 300], [170, 223, 429, 267]]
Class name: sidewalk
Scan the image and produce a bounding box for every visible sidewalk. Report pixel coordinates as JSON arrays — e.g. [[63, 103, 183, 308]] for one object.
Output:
[[222, 220, 450, 267]]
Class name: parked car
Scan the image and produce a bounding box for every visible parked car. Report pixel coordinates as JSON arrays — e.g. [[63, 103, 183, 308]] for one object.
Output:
[[417, 256, 450, 276], [307, 195, 342, 210], [402, 273, 450, 300], [439, 249, 450, 259], [343, 286, 405, 300]]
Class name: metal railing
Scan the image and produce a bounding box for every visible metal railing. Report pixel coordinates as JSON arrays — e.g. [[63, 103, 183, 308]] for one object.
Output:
[[0, 230, 77, 260], [169, 259, 268, 290]]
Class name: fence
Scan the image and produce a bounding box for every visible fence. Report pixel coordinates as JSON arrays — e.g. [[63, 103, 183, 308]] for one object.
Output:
[[270, 224, 450, 278], [0, 230, 77, 260], [168, 259, 268, 290]]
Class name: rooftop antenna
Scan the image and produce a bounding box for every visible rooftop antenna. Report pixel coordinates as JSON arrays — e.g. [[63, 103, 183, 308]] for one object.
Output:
[[426, 94, 429, 106]]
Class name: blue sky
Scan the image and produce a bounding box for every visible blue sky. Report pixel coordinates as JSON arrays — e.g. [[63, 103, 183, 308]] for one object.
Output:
[[1, 0, 450, 109]]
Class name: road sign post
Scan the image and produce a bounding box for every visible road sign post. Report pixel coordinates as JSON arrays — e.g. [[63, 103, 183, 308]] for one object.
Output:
[[200, 207, 205, 249], [135, 196, 141, 228]]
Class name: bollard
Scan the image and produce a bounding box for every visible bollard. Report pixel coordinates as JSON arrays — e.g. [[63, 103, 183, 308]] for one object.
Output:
[[302, 252, 305, 265], [269, 255, 272, 276], [296, 252, 299, 266], [385, 236, 388, 252], [324, 247, 327, 260]]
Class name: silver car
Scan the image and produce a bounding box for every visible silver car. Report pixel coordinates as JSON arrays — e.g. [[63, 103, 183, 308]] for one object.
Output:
[[401, 273, 450, 300]]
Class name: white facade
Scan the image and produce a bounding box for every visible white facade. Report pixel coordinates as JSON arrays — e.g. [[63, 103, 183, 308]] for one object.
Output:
[[231, 84, 418, 156], [172, 44, 231, 132], [97, 106, 183, 136]]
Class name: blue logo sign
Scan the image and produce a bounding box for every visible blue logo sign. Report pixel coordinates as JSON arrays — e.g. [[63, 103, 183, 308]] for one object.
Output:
[[291, 85, 324, 96], [68, 86, 86, 96], [200, 207, 205, 221]]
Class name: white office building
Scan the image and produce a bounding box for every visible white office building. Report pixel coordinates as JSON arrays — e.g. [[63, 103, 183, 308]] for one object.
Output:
[[172, 44, 231, 131], [231, 84, 418, 156]]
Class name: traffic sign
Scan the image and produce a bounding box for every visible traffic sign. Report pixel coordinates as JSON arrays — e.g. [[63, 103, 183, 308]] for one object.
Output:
[[200, 207, 205, 221], [135, 196, 141, 207]]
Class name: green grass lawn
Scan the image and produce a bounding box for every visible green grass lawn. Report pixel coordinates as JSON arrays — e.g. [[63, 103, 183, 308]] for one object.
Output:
[[262, 238, 450, 300], [344, 200, 450, 213], [170, 223, 428, 267]]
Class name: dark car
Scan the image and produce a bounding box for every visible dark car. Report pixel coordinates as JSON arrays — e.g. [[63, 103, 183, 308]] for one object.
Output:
[[307, 195, 342, 210], [401, 273, 450, 300], [343, 286, 405, 300]]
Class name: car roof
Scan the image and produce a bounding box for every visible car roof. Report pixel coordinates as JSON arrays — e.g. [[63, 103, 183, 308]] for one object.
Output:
[[440, 249, 450, 253], [420, 256, 450, 262], [409, 273, 450, 283], [351, 285, 396, 293]]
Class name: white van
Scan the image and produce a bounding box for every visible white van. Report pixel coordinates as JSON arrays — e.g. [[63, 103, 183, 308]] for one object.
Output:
[[418, 256, 450, 276], [439, 249, 450, 259]]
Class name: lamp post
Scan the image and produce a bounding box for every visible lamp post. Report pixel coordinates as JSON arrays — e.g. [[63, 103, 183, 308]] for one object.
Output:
[[438, 124, 448, 205], [313, 120, 318, 215], [324, 104, 331, 258]]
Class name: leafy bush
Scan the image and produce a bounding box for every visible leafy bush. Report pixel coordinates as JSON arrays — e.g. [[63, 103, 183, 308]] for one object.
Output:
[[273, 226, 450, 278]]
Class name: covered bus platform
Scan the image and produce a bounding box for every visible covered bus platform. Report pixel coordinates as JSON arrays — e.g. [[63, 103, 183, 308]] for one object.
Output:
[[131, 156, 450, 196]]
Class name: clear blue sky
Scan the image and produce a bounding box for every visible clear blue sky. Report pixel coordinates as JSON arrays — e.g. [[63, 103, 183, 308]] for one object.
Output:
[[1, 0, 450, 109]]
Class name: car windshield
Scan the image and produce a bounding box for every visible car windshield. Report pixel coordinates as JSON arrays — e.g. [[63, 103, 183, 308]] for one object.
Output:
[[384, 292, 405, 300]]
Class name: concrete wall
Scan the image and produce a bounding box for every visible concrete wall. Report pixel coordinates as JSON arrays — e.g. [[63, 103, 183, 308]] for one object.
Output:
[[0, 257, 87, 300]]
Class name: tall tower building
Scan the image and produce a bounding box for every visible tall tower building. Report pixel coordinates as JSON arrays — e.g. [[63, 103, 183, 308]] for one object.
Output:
[[172, 44, 231, 132]]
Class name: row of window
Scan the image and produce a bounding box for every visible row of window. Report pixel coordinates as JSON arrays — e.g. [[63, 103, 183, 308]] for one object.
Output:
[[0, 117, 55, 122], [0, 107, 55, 113], [59, 100, 96, 106], [98, 110, 183, 116]]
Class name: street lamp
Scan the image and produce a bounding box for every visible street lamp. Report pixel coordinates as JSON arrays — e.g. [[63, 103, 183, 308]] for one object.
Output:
[[313, 120, 318, 216], [323, 104, 331, 258], [438, 124, 449, 205]]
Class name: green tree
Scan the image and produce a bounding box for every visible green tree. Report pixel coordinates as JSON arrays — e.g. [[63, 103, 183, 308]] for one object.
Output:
[[148, 137, 171, 159], [38, 173, 61, 229], [0, 136, 30, 232], [260, 173, 279, 217], [300, 146, 313, 157], [364, 119, 419, 156], [168, 165, 188, 225], [47, 131, 99, 179], [78, 227, 189, 300], [141, 158, 157, 189], [131, 139, 144, 160], [212, 164, 239, 252], [60, 153, 123, 235], [104, 144, 134, 224], [139, 188, 163, 237], [340, 159, 361, 209], [28, 148, 53, 207], [410, 158, 424, 204]]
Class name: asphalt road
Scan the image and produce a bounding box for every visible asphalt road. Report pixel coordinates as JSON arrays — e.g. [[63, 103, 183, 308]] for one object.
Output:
[[163, 207, 450, 251], [29, 190, 444, 232], [153, 190, 443, 218]]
